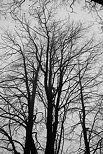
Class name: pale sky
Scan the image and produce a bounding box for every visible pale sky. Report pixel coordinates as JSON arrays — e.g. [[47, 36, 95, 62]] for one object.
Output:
[[0, 1, 102, 35]]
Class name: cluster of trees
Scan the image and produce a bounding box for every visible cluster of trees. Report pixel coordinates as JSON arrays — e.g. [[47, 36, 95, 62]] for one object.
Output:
[[0, 0, 103, 154]]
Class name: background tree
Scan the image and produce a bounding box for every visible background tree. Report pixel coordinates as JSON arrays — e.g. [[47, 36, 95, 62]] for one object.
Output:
[[61, 36, 103, 154], [77, 50, 103, 154]]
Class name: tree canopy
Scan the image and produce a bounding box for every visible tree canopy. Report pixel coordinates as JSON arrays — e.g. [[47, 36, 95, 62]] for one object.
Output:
[[0, 0, 103, 154]]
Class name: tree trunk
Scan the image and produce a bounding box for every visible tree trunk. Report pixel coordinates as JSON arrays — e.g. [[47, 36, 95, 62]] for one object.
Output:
[[24, 115, 37, 154], [45, 99, 54, 154], [24, 116, 33, 154], [79, 72, 90, 154]]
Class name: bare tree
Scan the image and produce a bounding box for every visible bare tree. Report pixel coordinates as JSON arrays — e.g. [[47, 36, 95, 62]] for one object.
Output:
[[67, 40, 103, 154], [0, 26, 40, 153]]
